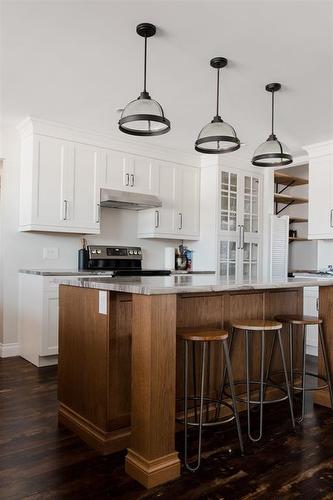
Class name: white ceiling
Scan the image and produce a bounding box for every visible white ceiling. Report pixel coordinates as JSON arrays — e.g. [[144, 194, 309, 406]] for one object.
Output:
[[2, 1, 333, 159]]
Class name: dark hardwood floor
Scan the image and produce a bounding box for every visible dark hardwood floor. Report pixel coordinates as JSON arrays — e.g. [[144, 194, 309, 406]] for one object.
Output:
[[1, 356, 333, 499]]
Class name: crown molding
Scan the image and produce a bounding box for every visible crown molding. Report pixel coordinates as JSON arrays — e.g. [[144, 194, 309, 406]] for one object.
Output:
[[17, 116, 200, 167], [304, 140, 333, 159]]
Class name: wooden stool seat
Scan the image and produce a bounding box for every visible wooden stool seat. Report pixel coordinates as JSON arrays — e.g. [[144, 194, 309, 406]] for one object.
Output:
[[232, 319, 282, 331], [176, 327, 228, 342], [275, 314, 323, 325]]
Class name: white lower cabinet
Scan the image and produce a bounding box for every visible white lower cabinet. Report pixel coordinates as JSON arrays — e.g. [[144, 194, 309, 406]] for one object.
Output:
[[18, 273, 88, 367], [137, 162, 200, 240]]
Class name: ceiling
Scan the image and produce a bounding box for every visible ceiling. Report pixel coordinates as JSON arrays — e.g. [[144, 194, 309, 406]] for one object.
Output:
[[2, 1, 333, 159]]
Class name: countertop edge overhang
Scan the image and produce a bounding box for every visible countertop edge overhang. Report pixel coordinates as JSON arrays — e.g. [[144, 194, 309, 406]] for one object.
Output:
[[56, 276, 333, 296]]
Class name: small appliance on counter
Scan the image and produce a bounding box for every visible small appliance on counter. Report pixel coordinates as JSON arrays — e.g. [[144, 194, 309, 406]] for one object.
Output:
[[175, 243, 193, 272], [78, 242, 171, 277]]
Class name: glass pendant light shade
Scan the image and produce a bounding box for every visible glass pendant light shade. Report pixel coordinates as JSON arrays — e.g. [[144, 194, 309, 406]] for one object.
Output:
[[252, 83, 293, 167], [119, 91, 170, 136], [119, 23, 170, 137], [195, 57, 240, 154]]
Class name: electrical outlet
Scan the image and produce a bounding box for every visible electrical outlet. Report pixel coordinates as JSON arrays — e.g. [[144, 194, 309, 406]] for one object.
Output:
[[43, 247, 59, 259]]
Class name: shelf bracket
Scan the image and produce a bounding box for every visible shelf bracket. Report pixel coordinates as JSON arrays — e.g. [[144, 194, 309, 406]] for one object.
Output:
[[275, 200, 295, 215], [277, 180, 295, 195]]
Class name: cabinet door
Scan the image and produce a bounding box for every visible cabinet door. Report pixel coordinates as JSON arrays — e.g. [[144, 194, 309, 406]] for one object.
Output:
[[242, 175, 260, 238], [32, 135, 72, 227], [219, 170, 241, 236], [219, 238, 239, 280], [68, 144, 103, 232], [177, 166, 200, 238], [308, 157, 333, 238], [242, 240, 260, 281], [40, 291, 59, 356], [137, 161, 177, 236], [105, 150, 128, 190], [130, 156, 158, 194]]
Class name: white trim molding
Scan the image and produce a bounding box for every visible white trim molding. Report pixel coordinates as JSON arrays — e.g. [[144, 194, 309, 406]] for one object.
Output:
[[0, 342, 20, 358], [17, 116, 200, 168]]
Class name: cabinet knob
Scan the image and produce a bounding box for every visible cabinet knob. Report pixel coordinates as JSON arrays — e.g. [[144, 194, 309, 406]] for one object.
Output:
[[125, 173, 130, 186], [63, 200, 69, 220], [130, 174, 135, 187], [96, 204, 101, 223], [178, 212, 183, 230]]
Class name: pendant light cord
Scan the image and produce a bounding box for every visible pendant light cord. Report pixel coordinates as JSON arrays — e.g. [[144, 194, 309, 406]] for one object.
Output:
[[216, 68, 220, 116], [271, 90, 275, 136], [143, 35, 147, 92]]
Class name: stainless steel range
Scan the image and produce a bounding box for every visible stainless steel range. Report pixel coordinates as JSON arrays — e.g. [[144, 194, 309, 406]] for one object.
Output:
[[78, 245, 171, 276]]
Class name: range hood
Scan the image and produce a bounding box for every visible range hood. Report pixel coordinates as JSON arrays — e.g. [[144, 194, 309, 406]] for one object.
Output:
[[100, 188, 162, 211]]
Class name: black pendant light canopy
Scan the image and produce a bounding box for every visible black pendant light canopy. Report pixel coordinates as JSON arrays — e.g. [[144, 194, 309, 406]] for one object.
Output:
[[119, 23, 170, 137], [195, 57, 240, 154], [252, 83, 293, 167]]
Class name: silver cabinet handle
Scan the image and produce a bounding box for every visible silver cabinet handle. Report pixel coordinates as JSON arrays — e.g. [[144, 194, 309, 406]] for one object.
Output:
[[237, 225, 241, 249], [330, 209, 333, 228], [178, 212, 183, 230], [240, 224, 244, 249], [155, 210, 160, 228], [316, 298, 319, 311], [130, 174, 135, 187], [96, 204, 101, 223], [63, 200, 69, 220], [125, 173, 130, 186]]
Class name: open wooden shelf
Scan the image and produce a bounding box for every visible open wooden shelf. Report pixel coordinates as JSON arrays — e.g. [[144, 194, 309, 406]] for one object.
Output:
[[274, 193, 308, 205], [289, 217, 308, 224], [289, 237, 308, 242], [274, 172, 308, 187]]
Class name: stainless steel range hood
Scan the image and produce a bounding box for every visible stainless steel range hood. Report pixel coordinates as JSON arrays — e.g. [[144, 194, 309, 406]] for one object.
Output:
[[100, 188, 162, 211]]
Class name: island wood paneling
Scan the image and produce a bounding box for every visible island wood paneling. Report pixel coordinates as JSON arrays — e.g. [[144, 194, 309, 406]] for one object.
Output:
[[58, 285, 305, 488]]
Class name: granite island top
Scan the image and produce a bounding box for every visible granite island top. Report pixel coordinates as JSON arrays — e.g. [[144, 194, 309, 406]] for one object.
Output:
[[57, 274, 333, 296], [19, 269, 215, 277]]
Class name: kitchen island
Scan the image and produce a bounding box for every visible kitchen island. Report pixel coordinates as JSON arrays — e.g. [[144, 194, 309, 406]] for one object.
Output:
[[58, 275, 333, 488]]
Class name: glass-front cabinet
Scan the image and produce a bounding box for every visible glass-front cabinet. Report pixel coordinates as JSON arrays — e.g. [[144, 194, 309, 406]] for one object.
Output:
[[219, 169, 262, 281]]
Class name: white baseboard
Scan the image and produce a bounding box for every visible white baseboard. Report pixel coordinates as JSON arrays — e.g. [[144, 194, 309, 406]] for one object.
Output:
[[0, 342, 20, 358], [306, 344, 318, 357]]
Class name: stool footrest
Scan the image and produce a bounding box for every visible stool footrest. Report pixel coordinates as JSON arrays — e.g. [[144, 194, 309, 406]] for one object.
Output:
[[223, 380, 289, 405], [176, 397, 236, 427], [268, 370, 329, 392]]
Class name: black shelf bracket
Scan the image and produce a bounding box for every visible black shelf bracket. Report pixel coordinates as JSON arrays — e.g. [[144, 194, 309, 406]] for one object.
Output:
[[275, 200, 295, 215]]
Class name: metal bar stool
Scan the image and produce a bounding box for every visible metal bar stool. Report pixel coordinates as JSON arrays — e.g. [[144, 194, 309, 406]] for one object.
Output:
[[275, 315, 333, 423], [176, 327, 244, 472], [221, 319, 295, 442]]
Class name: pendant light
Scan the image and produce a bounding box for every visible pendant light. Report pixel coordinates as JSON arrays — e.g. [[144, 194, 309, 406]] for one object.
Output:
[[252, 83, 293, 167], [195, 57, 240, 154], [119, 23, 170, 137]]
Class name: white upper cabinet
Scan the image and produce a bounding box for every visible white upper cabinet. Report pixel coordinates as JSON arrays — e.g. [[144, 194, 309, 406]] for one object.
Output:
[[69, 143, 103, 232], [19, 133, 102, 234], [176, 165, 200, 238], [137, 162, 200, 240], [103, 150, 158, 194], [307, 142, 333, 239]]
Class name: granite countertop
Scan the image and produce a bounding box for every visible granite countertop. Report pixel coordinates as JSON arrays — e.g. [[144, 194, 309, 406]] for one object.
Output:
[[57, 275, 333, 296], [19, 269, 215, 277]]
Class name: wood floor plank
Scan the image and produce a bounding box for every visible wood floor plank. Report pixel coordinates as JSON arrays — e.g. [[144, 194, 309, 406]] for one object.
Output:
[[1, 356, 333, 499]]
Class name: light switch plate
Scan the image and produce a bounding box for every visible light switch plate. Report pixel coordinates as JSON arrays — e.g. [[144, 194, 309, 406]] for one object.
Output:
[[99, 291, 107, 315], [43, 247, 59, 259]]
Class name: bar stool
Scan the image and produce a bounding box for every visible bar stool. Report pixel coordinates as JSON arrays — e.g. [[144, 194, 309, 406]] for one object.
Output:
[[222, 320, 295, 442], [176, 327, 244, 472], [275, 315, 333, 423]]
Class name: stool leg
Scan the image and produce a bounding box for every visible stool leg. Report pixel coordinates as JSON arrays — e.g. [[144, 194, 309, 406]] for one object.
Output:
[[298, 325, 307, 423], [318, 323, 333, 409], [184, 341, 207, 472], [222, 338, 244, 455], [263, 331, 277, 399], [216, 328, 235, 419], [289, 323, 294, 406], [246, 330, 265, 442], [277, 330, 296, 429], [192, 343, 198, 422]]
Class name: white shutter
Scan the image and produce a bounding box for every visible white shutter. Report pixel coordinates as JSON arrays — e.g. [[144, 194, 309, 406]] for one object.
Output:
[[270, 215, 289, 280]]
